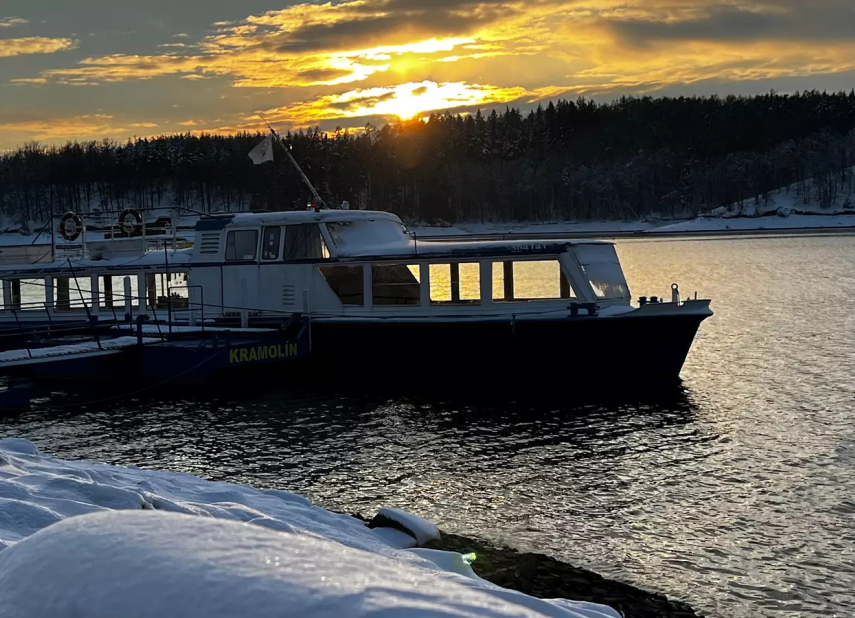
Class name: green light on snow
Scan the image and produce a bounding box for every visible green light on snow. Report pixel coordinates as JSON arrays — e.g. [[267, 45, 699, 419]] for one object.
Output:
[[462, 553, 477, 564]]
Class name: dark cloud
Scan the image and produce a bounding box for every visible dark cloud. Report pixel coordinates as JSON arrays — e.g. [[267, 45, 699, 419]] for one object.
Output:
[[0, 0, 277, 56], [327, 91, 397, 112], [264, 6, 516, 54], [608, 3, 855, 45], [296, 68, 354, 82]]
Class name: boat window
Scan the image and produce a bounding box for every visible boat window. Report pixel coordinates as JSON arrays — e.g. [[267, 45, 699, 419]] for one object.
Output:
[[285, 224, 329, 260], [53, 277, 92, 311], [319, 265, 364, 305], [262, 226, 281, 260], [101, 275, 140, 311], [492, 260, 574, 301], [144, 272, 191, 311], [1, 279, 44, 311], [327, 220, 409, 248], [430, 263, 479, 304], [372, 265, 420, 306], [225, 230, 259, 261], [574, 245, 630, 300]]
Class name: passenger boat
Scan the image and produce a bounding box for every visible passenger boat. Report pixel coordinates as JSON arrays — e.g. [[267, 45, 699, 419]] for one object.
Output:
[[0, 208, 712, 382]]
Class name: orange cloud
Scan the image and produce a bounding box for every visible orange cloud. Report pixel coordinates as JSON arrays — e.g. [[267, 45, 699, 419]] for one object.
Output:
[[0, 114, 120, 142], [5, 0, 855, 149], [0, 37, 76, 58], [21, 0, 855, 95]]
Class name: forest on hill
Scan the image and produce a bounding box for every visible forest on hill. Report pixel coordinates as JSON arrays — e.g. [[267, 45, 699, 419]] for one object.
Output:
[[2, 89, 855, 228]]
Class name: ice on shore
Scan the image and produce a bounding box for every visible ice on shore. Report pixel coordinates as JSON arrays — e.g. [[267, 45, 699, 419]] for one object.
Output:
[[377, 506, 442, 545], [0, 438, 619, 618]]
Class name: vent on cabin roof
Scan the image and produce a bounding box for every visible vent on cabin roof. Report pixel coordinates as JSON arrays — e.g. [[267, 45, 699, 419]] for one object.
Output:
[[198, 232, 221, 255]]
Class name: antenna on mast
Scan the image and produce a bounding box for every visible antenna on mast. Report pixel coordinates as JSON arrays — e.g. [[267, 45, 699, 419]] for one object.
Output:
[[259, 115, 327, 210]]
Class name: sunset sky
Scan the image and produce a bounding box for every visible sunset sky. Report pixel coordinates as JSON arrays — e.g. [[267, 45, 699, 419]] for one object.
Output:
[[1, 0, 854, 150]]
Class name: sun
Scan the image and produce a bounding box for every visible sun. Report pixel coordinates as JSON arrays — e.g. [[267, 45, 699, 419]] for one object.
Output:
[[348, 81, 491, 120]]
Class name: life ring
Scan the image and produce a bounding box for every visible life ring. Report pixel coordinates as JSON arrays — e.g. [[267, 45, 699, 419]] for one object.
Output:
[[153, 217, 173, 233], [118, 208, 143, 235], [59, 212, 83, 242]]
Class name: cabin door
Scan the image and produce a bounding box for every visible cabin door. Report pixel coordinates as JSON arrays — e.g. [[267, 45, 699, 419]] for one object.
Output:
[[221, 265, 260, 316], [279, 265, 313, 314]]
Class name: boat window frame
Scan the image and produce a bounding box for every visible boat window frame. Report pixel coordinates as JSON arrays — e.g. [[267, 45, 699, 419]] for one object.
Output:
[[371, 263, 421, 306], [490, 258, 575, 302], [428, 262, 481, 305], [283, 224, 331, 261], [261, 226, 282, 261], [224, 229, 260, 262], [318, 264, 366, 306]]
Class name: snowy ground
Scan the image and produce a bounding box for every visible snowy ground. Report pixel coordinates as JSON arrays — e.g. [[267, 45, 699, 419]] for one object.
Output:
[[408, 213, 855, 238], [0, 438, 618, 618], [649, 212, 855, 234], [411, 176, 855, 237], [410, 221, 658, 237]]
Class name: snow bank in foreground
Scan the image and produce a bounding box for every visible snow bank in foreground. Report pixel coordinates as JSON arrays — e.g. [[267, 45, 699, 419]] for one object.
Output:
[[0, 439, 618, 618]]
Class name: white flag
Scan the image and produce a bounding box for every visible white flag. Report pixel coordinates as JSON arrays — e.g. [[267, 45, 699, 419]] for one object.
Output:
[[248, 134, 274, 165]]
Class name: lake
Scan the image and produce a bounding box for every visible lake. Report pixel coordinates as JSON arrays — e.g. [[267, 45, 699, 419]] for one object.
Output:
[[2, 234, 854, 618]]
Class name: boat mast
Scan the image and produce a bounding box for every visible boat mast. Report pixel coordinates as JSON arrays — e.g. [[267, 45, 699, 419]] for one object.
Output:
[[261, 118, 327, 210]]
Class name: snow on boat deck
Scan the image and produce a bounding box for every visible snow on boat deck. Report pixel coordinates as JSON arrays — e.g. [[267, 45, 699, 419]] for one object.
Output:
[[0, 336, 156, 368], [0, 438, 618, 618], [111, 325, 280, 335]]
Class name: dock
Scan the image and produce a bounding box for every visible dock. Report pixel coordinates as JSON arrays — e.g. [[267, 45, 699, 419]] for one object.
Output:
[[0, 336, 158, 369]]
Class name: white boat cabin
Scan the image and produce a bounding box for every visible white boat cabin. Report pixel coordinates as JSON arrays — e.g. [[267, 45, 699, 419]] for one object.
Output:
[[0, 210, 635, 324], [190, 210, 632, 320]]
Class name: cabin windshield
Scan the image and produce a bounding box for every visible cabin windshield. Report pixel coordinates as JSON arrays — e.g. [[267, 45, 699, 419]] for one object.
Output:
[[574, 245, 630, 300], [326, 220, 409, 249]]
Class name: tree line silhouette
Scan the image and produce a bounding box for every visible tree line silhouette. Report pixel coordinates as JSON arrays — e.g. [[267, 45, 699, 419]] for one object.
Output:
[[2, 89, 855, 229]]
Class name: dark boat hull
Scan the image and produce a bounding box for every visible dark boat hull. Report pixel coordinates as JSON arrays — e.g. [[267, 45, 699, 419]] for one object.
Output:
[[307, 313, 709, 382]]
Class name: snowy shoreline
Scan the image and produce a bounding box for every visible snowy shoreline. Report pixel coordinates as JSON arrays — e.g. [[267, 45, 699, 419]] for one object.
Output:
[[409, 212, 855, 239], [0, 438, 626, 618]]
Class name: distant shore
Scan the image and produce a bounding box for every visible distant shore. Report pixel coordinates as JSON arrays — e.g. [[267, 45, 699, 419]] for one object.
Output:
[[413, 224, 855, 241], [410, 212, 855, 241]]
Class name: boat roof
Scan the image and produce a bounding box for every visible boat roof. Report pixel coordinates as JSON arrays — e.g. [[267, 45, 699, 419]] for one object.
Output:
[[335, 238, 610, 259], [0, 249, 192, 276]]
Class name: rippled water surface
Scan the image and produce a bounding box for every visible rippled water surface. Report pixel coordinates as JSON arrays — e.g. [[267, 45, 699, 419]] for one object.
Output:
[[3, 235, 855, 618]]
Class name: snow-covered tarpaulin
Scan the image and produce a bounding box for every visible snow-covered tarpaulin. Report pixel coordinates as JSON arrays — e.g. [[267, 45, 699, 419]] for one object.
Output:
[[0, 438, 618, 618]]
